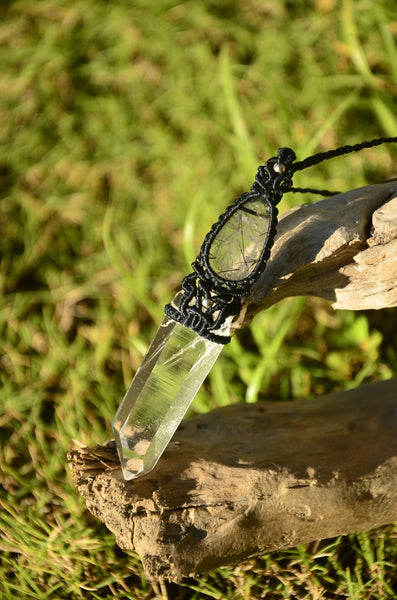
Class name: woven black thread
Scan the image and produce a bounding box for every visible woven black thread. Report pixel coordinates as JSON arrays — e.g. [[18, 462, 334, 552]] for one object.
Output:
[[164, 136, 397, 343], [293, 136, 397, 173], [289, 186, 341, 197]]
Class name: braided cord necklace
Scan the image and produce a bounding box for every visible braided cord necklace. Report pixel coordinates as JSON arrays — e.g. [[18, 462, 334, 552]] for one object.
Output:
[[164, 136, 397, 343], [113, 135, 397, 480]]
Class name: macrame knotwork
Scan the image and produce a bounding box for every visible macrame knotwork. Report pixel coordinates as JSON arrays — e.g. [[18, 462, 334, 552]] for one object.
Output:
[[165, 137, 397, 344]]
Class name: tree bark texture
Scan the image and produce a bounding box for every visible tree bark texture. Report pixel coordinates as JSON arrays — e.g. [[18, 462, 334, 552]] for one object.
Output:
[[69, 182, 397, 579]]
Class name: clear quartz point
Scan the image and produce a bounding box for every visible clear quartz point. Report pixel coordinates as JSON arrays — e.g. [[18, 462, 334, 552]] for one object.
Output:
[[112, 304, 229, 480]]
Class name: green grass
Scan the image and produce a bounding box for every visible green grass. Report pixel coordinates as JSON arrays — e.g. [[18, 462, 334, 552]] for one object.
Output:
[[1, 0, 397, 598]]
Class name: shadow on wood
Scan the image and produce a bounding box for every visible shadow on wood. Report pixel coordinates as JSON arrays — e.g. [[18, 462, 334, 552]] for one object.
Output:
[[68, 182, 397, 580]]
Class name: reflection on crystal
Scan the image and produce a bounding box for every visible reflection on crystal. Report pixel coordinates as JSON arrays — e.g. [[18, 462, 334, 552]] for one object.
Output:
[[209, 196, 272, 280], [112, 312, 228, 480]]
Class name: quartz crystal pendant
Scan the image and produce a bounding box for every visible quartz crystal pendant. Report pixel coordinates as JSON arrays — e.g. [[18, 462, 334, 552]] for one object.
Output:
[[112, 305, 229, 480]]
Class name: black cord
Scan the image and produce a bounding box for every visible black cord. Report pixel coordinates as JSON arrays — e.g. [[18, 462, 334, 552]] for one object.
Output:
[[288, 186, 341, 197], [165, 136, 397, 343], [293, 136, 397, 174]]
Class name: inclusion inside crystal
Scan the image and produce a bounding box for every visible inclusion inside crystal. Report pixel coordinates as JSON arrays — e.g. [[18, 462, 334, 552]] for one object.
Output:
[[208, 196, 272, 280], [112, 314, 227, 480]]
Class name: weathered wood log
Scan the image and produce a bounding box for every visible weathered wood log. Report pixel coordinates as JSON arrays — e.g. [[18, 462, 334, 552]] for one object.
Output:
[[235, 180, 397, 327], [69, 380, 397, 579], [68, 181, 397, 580]]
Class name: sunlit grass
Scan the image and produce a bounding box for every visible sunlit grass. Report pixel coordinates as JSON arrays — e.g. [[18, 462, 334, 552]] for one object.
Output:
[[1, 0, 397, 598]]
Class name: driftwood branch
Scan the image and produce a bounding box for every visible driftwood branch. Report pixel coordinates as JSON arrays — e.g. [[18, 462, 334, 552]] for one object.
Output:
[[69, 182, 397, 580], [235, 180, 397, 328], [69, 381, 397, 579]]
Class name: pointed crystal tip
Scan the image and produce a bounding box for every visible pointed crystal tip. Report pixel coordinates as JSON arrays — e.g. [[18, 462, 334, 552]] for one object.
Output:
[[112, 314, 227, 480]]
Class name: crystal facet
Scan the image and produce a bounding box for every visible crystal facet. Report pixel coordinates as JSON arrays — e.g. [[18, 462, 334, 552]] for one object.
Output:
[[112, 311, 228, 480]]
